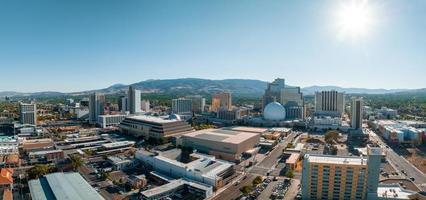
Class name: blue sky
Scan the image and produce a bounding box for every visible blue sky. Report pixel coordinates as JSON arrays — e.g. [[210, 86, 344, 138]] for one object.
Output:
[[0, 0, 425, 92]]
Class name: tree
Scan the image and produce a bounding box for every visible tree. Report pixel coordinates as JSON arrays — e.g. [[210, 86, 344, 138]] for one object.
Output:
[[240, 185, 253, 195], [28, 164, 50, 179], [70, 155, 83, 171], [285, 170, 294, 178], [325, 130, 339, 144], [252, 176, 263, 185], [100, 171, 111, 181]]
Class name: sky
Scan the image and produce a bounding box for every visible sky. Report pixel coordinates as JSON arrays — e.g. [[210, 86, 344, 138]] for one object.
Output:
[[0, 0, 425, 92]]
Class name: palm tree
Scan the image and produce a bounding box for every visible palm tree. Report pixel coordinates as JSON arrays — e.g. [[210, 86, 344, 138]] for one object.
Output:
[[28, 164, 50, 179], [70, 155, 83, 171]]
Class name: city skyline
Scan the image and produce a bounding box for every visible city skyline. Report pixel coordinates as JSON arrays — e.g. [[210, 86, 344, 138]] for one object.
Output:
[[1, 0, 426, 92]]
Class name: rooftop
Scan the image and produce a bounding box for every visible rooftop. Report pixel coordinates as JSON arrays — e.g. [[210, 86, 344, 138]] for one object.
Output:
[[126, 115, 179, 124], [377, 184, 416, 199], [141, 178, 211, 198], [183, 128, 258, 144], [305, 154, 367, 166], [28, 172, 104, 200]]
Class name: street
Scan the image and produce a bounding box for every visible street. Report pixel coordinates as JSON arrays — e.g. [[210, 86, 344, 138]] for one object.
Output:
[[366, 129, 426, 190], [212, 133, 296, 200]]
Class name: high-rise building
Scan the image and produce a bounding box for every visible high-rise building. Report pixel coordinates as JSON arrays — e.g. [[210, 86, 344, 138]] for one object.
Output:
[[118, 95, 128, 113], [211, 92, 232, 112], [19, 103, 37, 125], [263, 78, 285, 108], [141, 100, 150, 112], [172, 98, 192, 114], [89, 93, 105, 124], [315, 90, 345, 117], [263, 78, 305, 119], [128, 86, 141, 114], [302, 145, 382, 200], [186, 95, 206, 114], [351, 98, 363, 130]]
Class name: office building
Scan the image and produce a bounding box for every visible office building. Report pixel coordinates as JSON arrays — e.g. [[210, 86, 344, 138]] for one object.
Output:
[[315, 90, 345, 117], [119, 115, 193, 139], [19, 103, 37, 125], [351, 98, 363, 130], [141, 100, 150, 112], [28, 172, 104, 200], [186, 95, 205, 114], [172, 98, 193, 114], [128, 86, 141, 114], [180, 128, 260, 161], [211, 92, 232, 112], [263, 78, 285, 108], [98, 114, 128, 128], [118, 95, 128, 112], [302, 145, 382, 200], [217, 108, 248, 121], [136, 148, 234, 188], [263, 78, 305, 119], [89, 93, 105, 124]]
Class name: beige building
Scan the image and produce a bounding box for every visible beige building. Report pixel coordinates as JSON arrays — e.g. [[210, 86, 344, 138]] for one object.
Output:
[[211, 92, 232, 112], [302, 146, 382, 200], [180, 128, 260, 161], [315, 90, 345, 117], [119, 115, 193, 139]]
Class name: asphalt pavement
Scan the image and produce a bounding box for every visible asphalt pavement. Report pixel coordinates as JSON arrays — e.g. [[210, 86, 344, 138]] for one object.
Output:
[[367, 129, 426, 190]]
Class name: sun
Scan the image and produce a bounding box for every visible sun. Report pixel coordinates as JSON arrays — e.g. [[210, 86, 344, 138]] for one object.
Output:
[[336, 0, 374, 40]]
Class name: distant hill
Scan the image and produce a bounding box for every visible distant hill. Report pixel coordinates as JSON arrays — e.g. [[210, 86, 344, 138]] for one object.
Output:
[[1, 78, 425, 98], [301, 86, 411, 95]]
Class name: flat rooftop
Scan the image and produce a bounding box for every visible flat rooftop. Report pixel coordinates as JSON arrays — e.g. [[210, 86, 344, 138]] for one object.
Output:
[[28, 172, 104, 200], [183, 129, 258, 144], [305, 154, 367, 166], [125, 115, 179, 124], [377, 184, 416, 199], [224, 126, 268, 134]]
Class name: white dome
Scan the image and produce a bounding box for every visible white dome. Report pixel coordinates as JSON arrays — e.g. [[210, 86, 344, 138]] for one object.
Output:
[[264, 102, 286, 121]]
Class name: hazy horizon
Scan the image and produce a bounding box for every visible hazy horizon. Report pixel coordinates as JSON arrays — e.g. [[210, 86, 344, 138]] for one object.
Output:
[[1, 0, 425, 92], [0, 77, 424, 94]]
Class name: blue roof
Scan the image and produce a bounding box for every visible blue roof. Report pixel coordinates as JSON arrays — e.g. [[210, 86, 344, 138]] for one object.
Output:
[[28, 172, 104, 200]]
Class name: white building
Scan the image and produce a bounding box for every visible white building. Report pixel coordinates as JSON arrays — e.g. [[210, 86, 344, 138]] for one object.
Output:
[[128, 86, 142, 114], [20, 102, 37, 125], [141, 100, 150, 112], [136, 149, 234, 188], [0, 136, 19, 155], [89, 93, 105, 124], [186, 95, 205, 114], [97, 114, 127, 128], [315, 90, 345, 117], [172, 98, 192, 115]]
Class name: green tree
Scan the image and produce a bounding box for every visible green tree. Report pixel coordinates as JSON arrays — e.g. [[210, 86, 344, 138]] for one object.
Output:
[[240, 185, 253, 195], [325, 130, 339, 144], [70, 155, 83, 171], [285, 170, 294, 178], [252, 176, 263, 185], [28, 164, 50, 179]]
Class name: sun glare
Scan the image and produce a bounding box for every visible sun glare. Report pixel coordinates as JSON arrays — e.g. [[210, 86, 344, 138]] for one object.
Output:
[[336, 0, 374, 40]]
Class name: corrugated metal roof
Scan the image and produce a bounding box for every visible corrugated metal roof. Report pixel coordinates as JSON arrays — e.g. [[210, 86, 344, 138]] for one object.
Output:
[[29, 172, 104, 200]]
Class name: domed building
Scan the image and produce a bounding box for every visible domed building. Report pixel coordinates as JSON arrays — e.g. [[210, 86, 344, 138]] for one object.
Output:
[[263, 102, 286, 121]]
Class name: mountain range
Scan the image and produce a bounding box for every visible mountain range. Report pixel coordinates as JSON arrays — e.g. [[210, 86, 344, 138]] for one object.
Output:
[[0, 78, 424, 98]]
